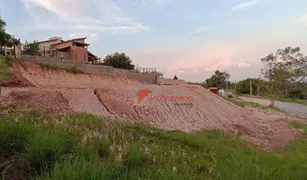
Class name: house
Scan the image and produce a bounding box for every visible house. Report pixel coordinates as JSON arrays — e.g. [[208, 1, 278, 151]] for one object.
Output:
[[38, 37, 98, 64]]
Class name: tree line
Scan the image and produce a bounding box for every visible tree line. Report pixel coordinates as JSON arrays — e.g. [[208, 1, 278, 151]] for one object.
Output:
[[198, 46, 307, 104]]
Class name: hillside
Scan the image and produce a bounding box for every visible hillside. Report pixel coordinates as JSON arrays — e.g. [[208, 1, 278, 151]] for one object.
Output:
[[0, 57, 306, 179]]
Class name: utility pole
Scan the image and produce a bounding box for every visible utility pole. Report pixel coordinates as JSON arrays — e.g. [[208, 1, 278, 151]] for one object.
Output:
[[250, 79, 252, 95], [257, 75, 260, 96], [226, 79, 228, 91]]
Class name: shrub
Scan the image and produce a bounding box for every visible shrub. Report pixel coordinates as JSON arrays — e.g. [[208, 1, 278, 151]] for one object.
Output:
[[0, 120, 33, 155], [4, 56, 16, 67], [39, 63, 59, 70], [68, 67, 83, 74], [25, 130, 69, 174], [123, 143, 145, 168]]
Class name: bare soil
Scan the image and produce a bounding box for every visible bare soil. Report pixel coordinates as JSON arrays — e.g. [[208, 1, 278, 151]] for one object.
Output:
[[0, 60, 300, 150]]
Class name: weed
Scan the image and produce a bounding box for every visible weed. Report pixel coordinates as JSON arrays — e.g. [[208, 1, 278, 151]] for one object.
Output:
[[290, 121, 306, 129], [0, 120, 33, 155], [38, 158, 119, 180], [39, 63, 83, 74], [73, 145, 98, 161], [98, 139, 111, 158], [68, 67, 83, 74], [25, 130, 69, 174], [0, 56, 15, 83], [123, 143, 145, 168]]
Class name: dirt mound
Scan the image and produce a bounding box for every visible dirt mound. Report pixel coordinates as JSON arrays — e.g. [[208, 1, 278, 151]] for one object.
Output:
[[0, 60, 297, 150], [94, 85, 295, 149], [8, 60, 141, 88], [1, 86, 295, 150]]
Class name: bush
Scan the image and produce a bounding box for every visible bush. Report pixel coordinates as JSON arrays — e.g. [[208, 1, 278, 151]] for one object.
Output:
[[25, 130, 69, 174], [123, 143, 145, 168], [288, 89, 304, 99], [4, 56, 16, 67], [68, 67, 83, 74], [0, 120, 32, 155]]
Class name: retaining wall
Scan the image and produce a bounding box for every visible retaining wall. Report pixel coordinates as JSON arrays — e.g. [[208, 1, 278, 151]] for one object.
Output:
[[20, 55, 157, 84]]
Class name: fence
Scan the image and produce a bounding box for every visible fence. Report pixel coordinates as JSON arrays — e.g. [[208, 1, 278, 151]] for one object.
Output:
[[20, 55, 158, 84], [135, 67, 156, 73]]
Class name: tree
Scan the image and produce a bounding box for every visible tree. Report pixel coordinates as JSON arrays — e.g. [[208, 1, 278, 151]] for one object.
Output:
[[0, 16, 20, 55], [236, 78, 269, 95], [101, 52, 135, 70], [205, 70, 230, 89], [156, 72, 163, 77], [24, 40, 40, 55], [261, 46, 307, 106], [173, 75, 178, 80]]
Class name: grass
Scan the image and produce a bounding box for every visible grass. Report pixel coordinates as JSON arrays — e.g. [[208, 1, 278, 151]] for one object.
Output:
[[229, 99, 283, 112], [39, 63, 84, 74], [0, 56, 16, 84], [264, 96, 307, 106], [277, 98, 307, 106], [1, 112, 307, 179], [25, 129, 69, 174], [289, 121, 307, 136]]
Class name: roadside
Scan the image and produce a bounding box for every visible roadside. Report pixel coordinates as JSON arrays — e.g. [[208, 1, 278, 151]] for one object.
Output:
[[238, 96, 307, 118], [241, 94, 307, 106]]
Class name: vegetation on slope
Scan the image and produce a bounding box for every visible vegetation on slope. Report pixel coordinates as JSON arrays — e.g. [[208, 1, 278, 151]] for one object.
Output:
[[39, 63, 84, 74], [0, 56, 16, 84], [1, 111, 307, 180]]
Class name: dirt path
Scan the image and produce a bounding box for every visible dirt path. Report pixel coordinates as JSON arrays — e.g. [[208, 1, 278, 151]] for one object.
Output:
[[239, 96, 307, 118]]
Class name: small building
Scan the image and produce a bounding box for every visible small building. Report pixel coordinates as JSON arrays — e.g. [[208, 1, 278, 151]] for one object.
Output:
[[209, 87, 219, 95], [38, 37, 98, 64]]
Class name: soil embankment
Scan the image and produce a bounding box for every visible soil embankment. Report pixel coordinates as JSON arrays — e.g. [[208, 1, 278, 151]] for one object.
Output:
[[0, 60, 297, 149]]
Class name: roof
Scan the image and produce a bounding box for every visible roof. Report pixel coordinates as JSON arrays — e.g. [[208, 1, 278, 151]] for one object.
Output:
[[55, 45, 70, 50], [73, 41, 89, 46], [38, 38, 60, 44], [51, 37, 88, 46], [88, 51, 97, 57]]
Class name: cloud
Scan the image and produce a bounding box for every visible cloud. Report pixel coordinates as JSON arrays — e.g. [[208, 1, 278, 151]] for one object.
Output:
[[69, 33, 101, 43], [188, 26, 211, 36], [295, 15, 307, 24], [22, 0, 148, 35], [231, 0, 259, 11], [238, 62, 251, 68]]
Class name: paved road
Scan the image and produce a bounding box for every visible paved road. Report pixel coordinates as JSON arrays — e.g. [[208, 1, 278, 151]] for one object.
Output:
[[239, 96, 307, 118]]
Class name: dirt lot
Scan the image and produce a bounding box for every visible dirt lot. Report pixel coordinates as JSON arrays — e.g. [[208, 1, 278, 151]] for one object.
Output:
[[0, 60, 301, 150]]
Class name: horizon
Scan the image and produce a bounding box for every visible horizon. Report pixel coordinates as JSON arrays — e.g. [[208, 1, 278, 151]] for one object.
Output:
[[1, 0, 307, 82]]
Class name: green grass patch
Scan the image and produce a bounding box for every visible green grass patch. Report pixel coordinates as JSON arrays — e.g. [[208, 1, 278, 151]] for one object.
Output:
[[264, 96, 307, 106], [278, 98, 307, 106], [25, 129, 69, 174], [229, 99, 283, 112], [0, 56, 16, 83], [1, 112, 307, 179], [39, 63, 84, 74]]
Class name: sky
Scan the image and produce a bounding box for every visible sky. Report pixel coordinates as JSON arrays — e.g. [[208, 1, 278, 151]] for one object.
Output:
[[1, 0, 307, 82]]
